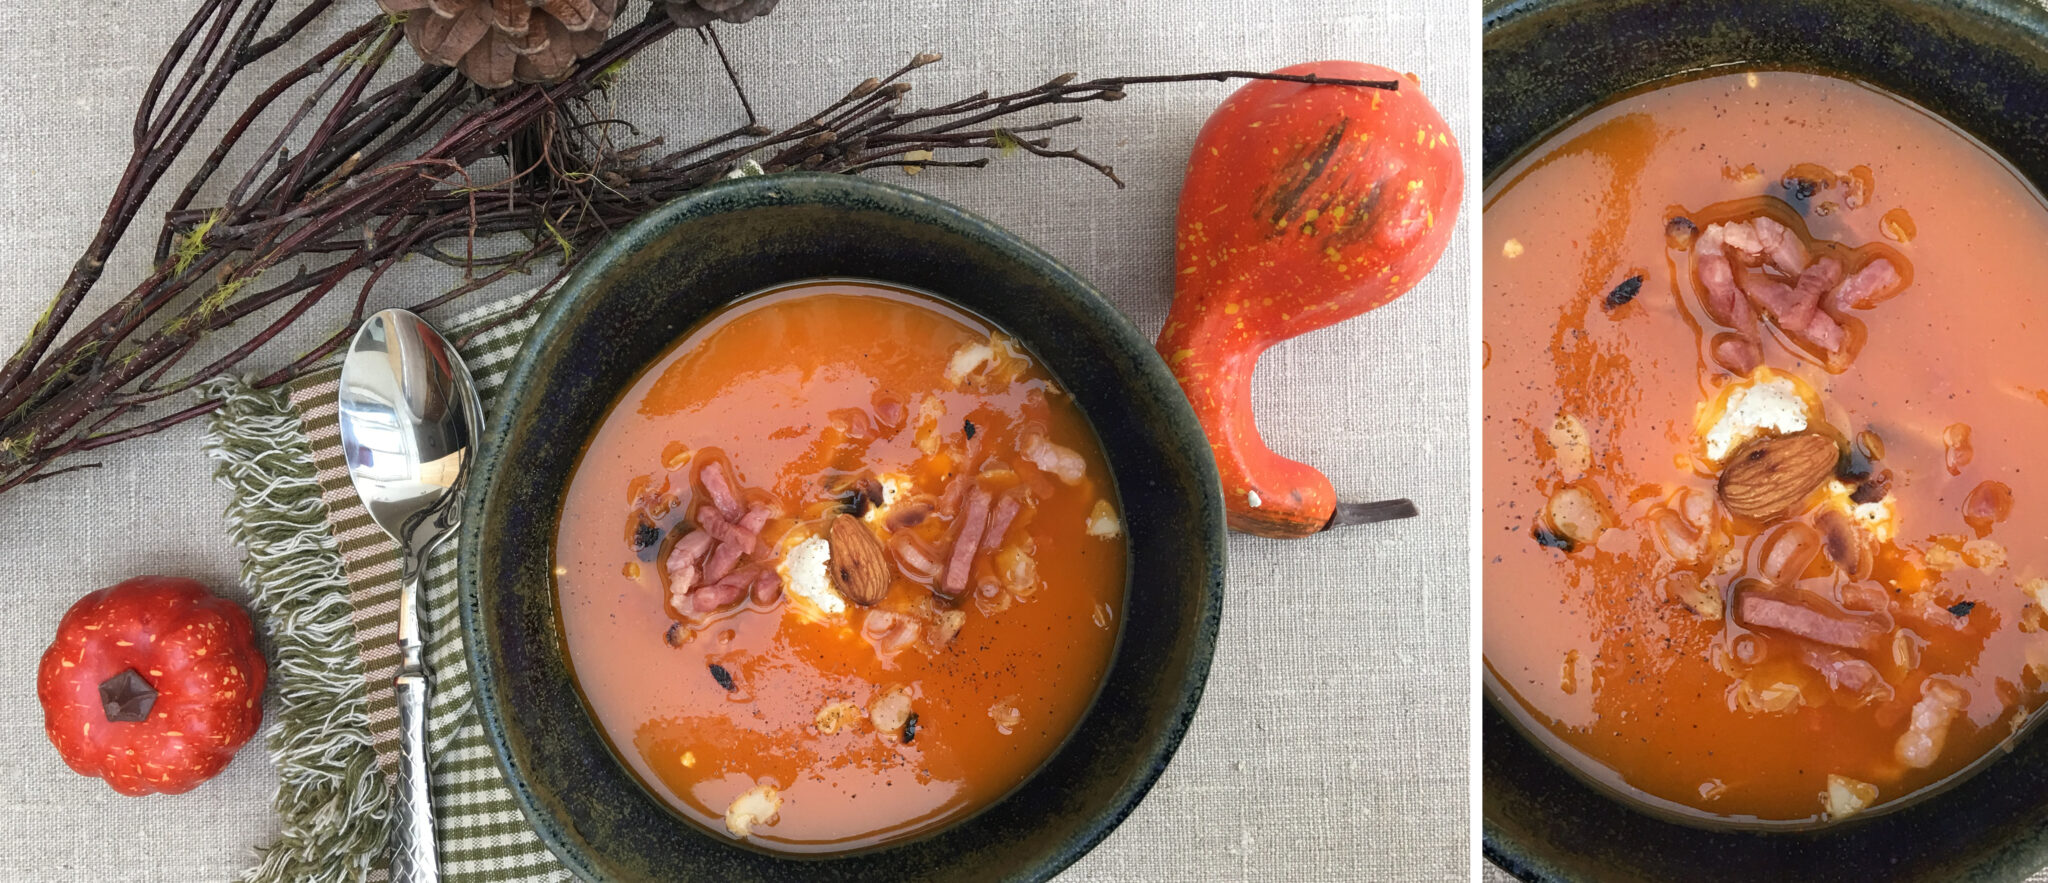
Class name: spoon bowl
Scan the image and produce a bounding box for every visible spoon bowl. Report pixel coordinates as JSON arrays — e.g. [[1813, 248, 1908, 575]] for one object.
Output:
[[339, 309, 482, 541]]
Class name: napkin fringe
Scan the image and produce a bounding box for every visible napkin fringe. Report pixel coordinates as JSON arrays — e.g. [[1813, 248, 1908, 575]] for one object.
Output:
[[203, 376, 391, 883]]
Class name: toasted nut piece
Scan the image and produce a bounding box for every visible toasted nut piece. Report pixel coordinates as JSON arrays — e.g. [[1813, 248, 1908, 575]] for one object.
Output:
[[1823, 775, 1878, 820], [814, 700, 862, 735], [1660, 571, 1723, 621], [724, 784, 782, 838], [1717, 432, 1837, 520], [870, 685, 914, 734], [1546, 412, 1593, 480], [826, 513, 892, 606], [1543, 484, 1611, 550]]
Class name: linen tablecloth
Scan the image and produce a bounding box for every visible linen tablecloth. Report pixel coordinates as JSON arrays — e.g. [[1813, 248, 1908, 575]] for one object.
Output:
[[0, 0, 1471, 879]]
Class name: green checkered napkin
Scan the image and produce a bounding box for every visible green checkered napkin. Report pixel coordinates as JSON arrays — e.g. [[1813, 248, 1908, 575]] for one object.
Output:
[[205, 293, 569, 882]]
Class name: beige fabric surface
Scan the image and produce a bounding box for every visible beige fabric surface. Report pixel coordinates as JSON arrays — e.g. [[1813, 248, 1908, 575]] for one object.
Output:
[[0, 0, 1472, 880]]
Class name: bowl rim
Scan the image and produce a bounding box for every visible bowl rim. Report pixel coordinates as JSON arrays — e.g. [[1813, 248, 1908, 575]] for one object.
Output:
[[456, 171, 1227, 881]]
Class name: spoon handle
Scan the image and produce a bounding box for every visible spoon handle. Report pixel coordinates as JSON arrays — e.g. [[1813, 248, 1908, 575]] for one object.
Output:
[[390, 558, 440, 882]]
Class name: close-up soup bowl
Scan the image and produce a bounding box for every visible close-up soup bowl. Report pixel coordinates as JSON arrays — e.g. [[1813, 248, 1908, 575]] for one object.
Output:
[[456, 172, 1226, 881], [1485, 0, 2048, 880]]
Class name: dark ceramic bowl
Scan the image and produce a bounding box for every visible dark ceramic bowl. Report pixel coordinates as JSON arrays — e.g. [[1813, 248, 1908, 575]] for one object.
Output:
[[457, 173, 1226, 881], [1484, 0, 2048, 880]]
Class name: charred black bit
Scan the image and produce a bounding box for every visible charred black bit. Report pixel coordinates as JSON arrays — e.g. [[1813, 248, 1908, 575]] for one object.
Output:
[[1949, 601, 1977, 618], [963, 418, 977, 439], [1533, 526, 1574, 552], [664, 622, 687, 648], [1604, 275, 1644, 310], [708, 663, 737, 692], [1785, 176, 1823, 202], [841, 491, 872, 518], [902, 712, 920, 744], [1849, 471, 1892, 505], [829, 473, 886, 517], [632, 513, 662, 560]]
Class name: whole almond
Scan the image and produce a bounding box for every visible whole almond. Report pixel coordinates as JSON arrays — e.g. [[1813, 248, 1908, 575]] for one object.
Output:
[[1717, 432, 1838, 521], [827, 513, 892, 606]]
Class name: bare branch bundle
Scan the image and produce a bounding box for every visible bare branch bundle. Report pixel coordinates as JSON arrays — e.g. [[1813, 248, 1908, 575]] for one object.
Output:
[[0, 0, 1395, 493]]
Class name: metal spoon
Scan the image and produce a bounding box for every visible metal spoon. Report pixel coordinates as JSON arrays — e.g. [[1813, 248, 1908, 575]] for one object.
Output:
[[337, 309, 480, 883]]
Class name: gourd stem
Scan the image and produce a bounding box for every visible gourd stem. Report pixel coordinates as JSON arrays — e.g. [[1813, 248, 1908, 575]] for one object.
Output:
[[1327, 498, 1419, 528]]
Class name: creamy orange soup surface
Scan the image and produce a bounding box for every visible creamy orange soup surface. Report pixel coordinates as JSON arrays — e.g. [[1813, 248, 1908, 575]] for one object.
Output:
[[555, 280, 1126, 852], [1485, 71, 2048, 826]]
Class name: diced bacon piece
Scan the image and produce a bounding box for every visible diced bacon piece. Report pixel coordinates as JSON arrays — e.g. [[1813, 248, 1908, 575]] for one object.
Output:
[[1801, 311, 1847, 353], [1798, 644, 1894, 707], [664, 530, 713, 589], [982, 491, 1024, 548], [1786, 257, 1844, 333], [1751, 216, 1810, 274], [1735, 589, 1889, 650], [1895, 678, 1968, 768], [697, 506, 743, 546], [751, 569, 782, 605], [1743, 256, 1849, 353], [1755, 257, 1842, 329], [699, 461, 744, 520], [942, 488, 992, 595], [738, 504, 772, 533], [937, 468, 970, 517], [734, 504, 773, 554], [691, 580, 747, 613], [703, 541, 743, 584], [1741, 275, 1801, 322], [1712, 333, 1761, 375], [1831, 258, 1904, 311], [1696, 226, 1760, 331]]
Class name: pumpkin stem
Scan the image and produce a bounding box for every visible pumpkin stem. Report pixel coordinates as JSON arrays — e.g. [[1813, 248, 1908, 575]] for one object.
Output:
[[99, 668, 158, 723], [1330, 498, 1419, 527]]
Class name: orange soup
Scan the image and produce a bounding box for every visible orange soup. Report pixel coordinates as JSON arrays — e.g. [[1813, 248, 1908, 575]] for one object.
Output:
[[555, 280, 1126, 852], [1485, 71, 2048, 826]]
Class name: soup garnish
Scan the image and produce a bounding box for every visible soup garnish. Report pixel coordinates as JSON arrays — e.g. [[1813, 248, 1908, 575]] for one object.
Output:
[[555, 280, 1126, 852], [1486, 71, 2048, 826]]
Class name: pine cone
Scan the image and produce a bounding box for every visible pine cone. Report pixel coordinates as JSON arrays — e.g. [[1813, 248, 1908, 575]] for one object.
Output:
[[662, 0, 780, 27], [380, 0, 620, 89]]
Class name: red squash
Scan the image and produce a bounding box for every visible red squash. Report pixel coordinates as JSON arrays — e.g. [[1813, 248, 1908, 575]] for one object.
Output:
[[1157, 61, 1463, 538], [36, 576, 266, 796]]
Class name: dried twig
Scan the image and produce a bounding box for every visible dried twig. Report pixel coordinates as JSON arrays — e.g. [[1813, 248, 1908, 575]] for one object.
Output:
[[0, 0, 1396, 493]]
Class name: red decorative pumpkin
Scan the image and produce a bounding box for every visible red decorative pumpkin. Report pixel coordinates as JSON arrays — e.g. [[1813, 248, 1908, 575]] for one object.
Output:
[[36, 576, 266, 796], [1157, 61, 1463, 537]]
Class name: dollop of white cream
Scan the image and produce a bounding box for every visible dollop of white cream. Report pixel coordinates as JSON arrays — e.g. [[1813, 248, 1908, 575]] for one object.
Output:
[[1703, 375, 1810, 461], [777, 535, 843, 616]]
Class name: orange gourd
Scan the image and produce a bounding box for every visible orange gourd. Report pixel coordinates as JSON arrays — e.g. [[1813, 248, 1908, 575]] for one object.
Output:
[[1157, 61, 1463, 537]]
